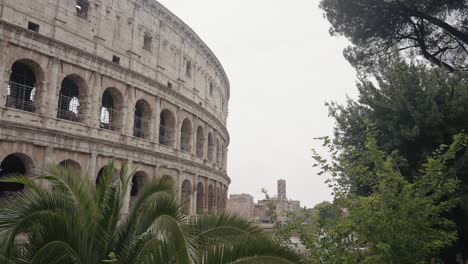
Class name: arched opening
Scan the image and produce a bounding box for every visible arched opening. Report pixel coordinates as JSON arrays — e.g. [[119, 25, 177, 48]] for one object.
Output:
[[133, 99, 151, 139], [58, 159, 81, 171], [100, 88, 123, 131], [7, 61, 39, 112], [207, 133, 214, 162], [196, 182, 204, 214], [159, 109, 175, 146], [0, 153, 33, 198], [216, 139, 221, 166], [180, 118, 192, 153], [208, 185, 214, 213], [57, 75, 86, 122], [217, 187, 222, 214], [181, 180, 192, 215], [131, 171, 147, 200], [96, 165, 119, 185], [196, 126, 205, 158]]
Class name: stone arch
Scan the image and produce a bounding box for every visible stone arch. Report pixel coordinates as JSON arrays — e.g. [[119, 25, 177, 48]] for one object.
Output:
[[131, 171, 148, 197], [207, 132, 214, 162], [208, 184, 214, 213], [6, 59, 44, 112], [133, 99, 151, 139], [96, 165, 119, 184], [159, 109, 176, 147], [180, 118, 192, 152], [181, 180, 192, 215], [196, 126, 205, 158], [196, 182, 204, 214], [57, 74, 88, 122], [99, 88, 124, 131], [0, 153, 34, 198], [58, 159, 81, 171]]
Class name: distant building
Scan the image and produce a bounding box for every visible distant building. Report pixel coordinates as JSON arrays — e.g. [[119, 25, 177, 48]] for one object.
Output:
[[227, 179, 301, 223], [226, 194, 254, 219]]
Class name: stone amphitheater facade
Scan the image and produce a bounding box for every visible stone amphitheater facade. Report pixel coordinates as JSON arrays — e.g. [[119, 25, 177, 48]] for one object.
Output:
[[0, 0, 230, 215]]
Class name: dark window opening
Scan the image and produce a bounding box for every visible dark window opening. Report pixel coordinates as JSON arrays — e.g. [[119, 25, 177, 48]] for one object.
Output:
[[0, 155, 26, 199], [159, 110, 175, 146], [167, 82, 172, 89], [196, 183, 204, 214], [28, 22, 39, 32], [57, 77, 80, 122], [185, 61, 192, 78], [208, 185, 214, 213], [112, 55, 120, 64], [100, 91, 114, 130], [96, 166, 119, 185], [7, 62, 37, 112], [131, 176, 139, 196], [143, 34, 152, 51], [207, 133, 214, 162], [76, 0, 90, 18], [133, 100, 150, 139], [180, 119, 192, 153], [196, 126, 205, 158], [209, 82, 214, 96], [181, 180, 191, 215]]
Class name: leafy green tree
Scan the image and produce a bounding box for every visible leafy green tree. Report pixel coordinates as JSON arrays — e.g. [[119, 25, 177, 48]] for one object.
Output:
[[327, 58, 468, 262], [304, 133, 466, 264], [319, 0, 468, 72], [0, 163, 303, 264]]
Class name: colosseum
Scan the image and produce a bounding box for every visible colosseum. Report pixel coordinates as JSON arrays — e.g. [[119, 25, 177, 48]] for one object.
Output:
[[0, 0, 230, 215]]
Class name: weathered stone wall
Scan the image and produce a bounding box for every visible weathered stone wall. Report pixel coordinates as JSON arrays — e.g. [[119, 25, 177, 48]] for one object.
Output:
[[226, 194, 254, 219], [0, 0, 230, 215]]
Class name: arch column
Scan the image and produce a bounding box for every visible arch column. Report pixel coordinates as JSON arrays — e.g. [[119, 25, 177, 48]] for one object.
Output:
[[152, 97, 161, 144], [123, 86, 136, 136], [43, 58, 60, 118], [0, 41, 8, 107], [223, 148, 228, 171], [192, 175, 198, 215], [204, 130, 208, 161], [174, 107, 181, 149], [88, 152, 97, 182], [83, 73, 100, 128], [122, 159, 133, 214]]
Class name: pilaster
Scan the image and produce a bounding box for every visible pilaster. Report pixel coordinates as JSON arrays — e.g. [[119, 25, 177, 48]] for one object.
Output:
[[174, 106, 181, 149], [43, 58, 60, 118], [88, 152, 97, 181], [152, 97, 161, 143], [87, 73, 102, 129], [0, 39, 8, 107]]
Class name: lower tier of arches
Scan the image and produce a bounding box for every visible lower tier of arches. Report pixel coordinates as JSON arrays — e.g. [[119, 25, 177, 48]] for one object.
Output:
[[0, 125, 229, 216]]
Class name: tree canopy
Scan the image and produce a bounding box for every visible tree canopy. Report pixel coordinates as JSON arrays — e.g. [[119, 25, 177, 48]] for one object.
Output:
[[320, 0, 468, 72]]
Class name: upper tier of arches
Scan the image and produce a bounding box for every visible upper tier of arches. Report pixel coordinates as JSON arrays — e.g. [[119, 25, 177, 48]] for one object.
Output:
[[0, 0, 230, 123], [4, 58, 228, 171]]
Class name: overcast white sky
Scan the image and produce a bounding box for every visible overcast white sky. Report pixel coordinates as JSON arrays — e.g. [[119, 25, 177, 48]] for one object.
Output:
[[158, 0, 358, 207]]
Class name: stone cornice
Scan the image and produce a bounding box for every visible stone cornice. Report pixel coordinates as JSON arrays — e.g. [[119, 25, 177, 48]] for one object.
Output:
[[0, 19, 230, 144]]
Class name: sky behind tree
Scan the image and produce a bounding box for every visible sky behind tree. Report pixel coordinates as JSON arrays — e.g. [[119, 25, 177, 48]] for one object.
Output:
[[157, 0, 358, 207]]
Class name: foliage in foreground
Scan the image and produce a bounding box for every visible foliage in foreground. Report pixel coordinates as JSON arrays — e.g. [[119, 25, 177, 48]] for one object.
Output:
[[275, 132, 466, 264], [0, 163, 303, 264]]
